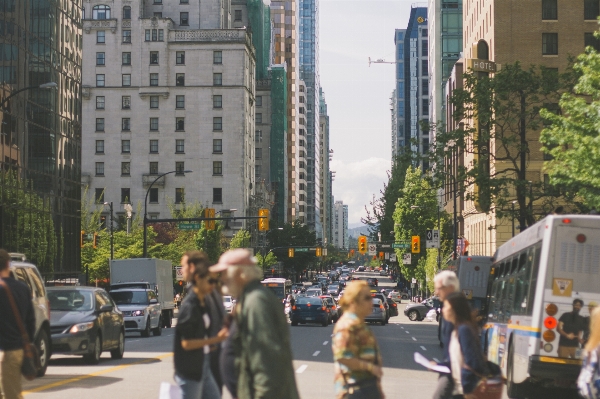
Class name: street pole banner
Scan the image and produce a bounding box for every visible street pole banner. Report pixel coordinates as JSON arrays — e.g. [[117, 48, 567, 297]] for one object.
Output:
[[403, 253, 411, 264], [368, 244, 377, 256]]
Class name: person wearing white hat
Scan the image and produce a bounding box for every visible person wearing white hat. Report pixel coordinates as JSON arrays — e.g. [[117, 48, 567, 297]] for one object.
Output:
[[210, 249, 299, 399]]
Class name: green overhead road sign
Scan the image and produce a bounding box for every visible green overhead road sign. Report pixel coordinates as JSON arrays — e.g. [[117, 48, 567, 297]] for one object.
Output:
[[178, 223, 201, 230], [392, 243, 410, 249], [295, 248, 309, 252]]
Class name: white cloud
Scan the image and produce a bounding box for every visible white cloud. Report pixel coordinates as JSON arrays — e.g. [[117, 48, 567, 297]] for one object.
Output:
[[331, 157, 391, 225]]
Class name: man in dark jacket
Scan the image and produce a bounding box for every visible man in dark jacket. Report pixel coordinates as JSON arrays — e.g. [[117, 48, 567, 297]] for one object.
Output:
[[0, 249, 35, 399]]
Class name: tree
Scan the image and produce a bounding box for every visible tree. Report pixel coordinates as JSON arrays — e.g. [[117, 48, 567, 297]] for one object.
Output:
[[540, 44, 600, 209], [424, 248, 438, 293], [195, 222, 224, 264], [229, 229, 252, 249], [256, 251, 278, 271], [430, 62, 578, 230], [266, 220, 318, 279]]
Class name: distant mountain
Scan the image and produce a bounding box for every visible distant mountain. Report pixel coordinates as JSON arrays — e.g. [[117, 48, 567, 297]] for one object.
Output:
[[348, 225, 372, 238]]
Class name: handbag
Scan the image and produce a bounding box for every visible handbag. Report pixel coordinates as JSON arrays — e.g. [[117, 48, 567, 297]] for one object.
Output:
[[0, 278, 41, 380], [464, 361, 504, 399], [578, 348, 600, 399]]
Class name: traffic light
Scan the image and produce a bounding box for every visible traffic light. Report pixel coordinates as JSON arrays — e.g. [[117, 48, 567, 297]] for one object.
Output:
[[204, 208, 216, 230], [80, 230, 85, 248], [93, 233, 99, 249], [350, 249, 355, 256], [288, 248, 294, 258], [316, 247, 322, 257], [379, 252, 384, 260], [358, 236, 367, 254], [411, 236, 421, 254], [258, 208, 269, 231]]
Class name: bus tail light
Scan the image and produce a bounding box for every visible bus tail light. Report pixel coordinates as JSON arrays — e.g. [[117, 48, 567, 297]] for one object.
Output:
[[292, 306, 296, 311], [544, 316, 558, 329], [543, 330, 556, 342], [545, 303, 558, 316], [543, 343, 553, 353], [562, 218, 572, 224]]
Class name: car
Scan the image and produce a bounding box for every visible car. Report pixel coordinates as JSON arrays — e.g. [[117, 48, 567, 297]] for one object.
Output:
[[357, 266, 365, 272], [379, 270, 388, 276], [371, 292, 390, 323], [386, 297, 399, 317], [223, 295, 234, 313], [319, 295, 339, 322], [326, 284, 341, 296], [404, 297, 442, 321], [365, 298, 386, 326], [290, 297, 330, 326], [47, 287, 125, 364], [291, 284, 303, 293], [366, 278, 378, 287], [109, 288, 163, 337], [388, 291, 403, 303], [305, 288, 322, 297], [9, 256, 51, 376]]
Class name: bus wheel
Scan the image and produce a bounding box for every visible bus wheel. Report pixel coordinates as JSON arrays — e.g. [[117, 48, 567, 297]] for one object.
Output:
[[507, 342, 529, 399]]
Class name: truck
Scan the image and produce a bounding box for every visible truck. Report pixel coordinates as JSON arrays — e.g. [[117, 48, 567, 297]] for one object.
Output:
[[109, 259, 175, 330]]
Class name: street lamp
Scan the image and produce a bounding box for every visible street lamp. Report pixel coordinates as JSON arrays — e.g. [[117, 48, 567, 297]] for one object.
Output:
[[143, 170, 192, 257], [103, 202, 114, 259], [0, 82, 57, 110], [511, 200, 517, 237]]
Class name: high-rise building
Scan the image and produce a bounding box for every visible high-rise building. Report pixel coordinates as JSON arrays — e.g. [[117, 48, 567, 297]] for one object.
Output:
[[319, 88, 332, 246], [81, 0, 255, 231], [333, 201, 348, 249], [0, 0, 82, 276], [393, 30, 406, 160]]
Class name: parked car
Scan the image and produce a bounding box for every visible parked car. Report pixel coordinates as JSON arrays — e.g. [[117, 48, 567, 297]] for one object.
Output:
[[371, 292, 390, 323], [319, 295, 339, 322], [404, 297, 442, 321], [109, 288, 162, 337], [9, 257, 51, 376], [365, 298, 386, 326], [223, 295, 234, 313], [386, 297, 399, 317], [290, 297, 330, 326], [47, 287, 125, 364]]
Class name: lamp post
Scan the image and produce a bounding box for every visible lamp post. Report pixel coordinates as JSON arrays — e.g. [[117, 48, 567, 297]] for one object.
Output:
[[143, 170, 192, 257], [103, 202, 114, 259], [511, 200, 517, 237], [0, 82, 57, 110]]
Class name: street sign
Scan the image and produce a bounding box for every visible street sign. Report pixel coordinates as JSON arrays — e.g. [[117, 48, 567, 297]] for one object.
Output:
[[175, 267, 183, 281], [392, 243, 410, 249], [178, 223, 200, 230], [368, 244, 377, 256], [389, 253, 397, 262], [412, 278, 417, 284], [380, 244, 391, 248], [403, 253, 412, 265], [384, 253, 389, 260], [295, 248, 309, 252], [426, 229, 440, 248]]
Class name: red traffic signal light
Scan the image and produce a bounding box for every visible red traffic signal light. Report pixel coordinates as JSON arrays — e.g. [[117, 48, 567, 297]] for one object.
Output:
[[411, 236, 421, 254]]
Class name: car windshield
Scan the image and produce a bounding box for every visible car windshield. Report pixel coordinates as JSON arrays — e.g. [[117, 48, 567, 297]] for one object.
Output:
[[328, 285, 338, 290], [296, 297, 323, 305], [110, 291, 149, 305], [48, 290, 94, 311]]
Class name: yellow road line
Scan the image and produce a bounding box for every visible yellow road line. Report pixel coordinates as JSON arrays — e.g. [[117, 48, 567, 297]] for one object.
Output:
[[24, 353, 173, 395]]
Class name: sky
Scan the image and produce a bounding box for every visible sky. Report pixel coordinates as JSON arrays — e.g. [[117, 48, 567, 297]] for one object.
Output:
[[319, 0, 413, 227]]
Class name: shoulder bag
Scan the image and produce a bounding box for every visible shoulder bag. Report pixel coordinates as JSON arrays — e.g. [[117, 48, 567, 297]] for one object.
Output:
[[463, 361, 504, 399], [578, 347, 600, 399], [0, 278, 40, 380]]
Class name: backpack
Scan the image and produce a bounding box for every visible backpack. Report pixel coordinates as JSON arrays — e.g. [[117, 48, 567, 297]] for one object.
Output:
[[578, 348, 600, 399]]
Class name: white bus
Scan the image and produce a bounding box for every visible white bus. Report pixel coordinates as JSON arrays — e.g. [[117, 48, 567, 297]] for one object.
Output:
[[483, 215, 600, 398], [454, 255, 494, 316], [261, 278, 292, 302]]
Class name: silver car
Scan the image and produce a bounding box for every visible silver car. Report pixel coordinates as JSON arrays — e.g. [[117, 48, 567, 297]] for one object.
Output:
[[109, 289, 162, 337], [365, 298, 386, 326]]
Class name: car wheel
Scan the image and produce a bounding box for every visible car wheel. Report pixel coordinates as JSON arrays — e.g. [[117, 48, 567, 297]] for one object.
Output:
[[380, 320, 386, 326], [153, 317, 163, 336], [408, 310, 419, 321], [141, 317, 151, 338], [36, 329, 49, 377], [321, 318, 328, 327], [110, 330, 125, 359], [84, 334, 102, 364]]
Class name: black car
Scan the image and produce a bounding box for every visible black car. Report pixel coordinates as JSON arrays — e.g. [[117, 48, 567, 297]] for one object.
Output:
[[290, 297, 330, 326], [47, 287, 125, 364], [386, 297, 399, 317], [404, 297, 442, 321]]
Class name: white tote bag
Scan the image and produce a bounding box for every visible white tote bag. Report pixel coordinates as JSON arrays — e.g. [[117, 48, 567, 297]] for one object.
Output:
[[159, 382, 182, 399]]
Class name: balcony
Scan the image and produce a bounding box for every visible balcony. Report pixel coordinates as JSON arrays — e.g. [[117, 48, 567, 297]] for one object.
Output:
[[83, 19, 118, 34], [169, 29, 251, 47]]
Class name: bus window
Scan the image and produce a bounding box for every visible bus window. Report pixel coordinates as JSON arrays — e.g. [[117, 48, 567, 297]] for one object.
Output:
[[512, 252, 529, 315], [526, 244, 541, 315]]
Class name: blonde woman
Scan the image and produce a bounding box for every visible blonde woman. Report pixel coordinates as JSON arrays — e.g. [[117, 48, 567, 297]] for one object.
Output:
[[332, 281, 384, 399], [578, 306, 600, 399]]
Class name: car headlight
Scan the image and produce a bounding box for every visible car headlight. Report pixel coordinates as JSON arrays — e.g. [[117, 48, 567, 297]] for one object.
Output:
[[132, 310, 145, 316], [69, 322, 94, 333]]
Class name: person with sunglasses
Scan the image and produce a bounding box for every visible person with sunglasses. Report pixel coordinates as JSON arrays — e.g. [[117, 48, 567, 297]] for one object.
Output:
[[202, 271, 227, 395], [174, 251, 228, 399]]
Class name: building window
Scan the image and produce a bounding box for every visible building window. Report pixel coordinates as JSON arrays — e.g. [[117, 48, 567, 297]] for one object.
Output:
[[213, 139, 222, 153], [97, 31, 105, 43], [175, 188, 185, 204], [96, 52, 105, 65], [255, 165, 261, 179], [180, 12, 189, 25], [121, 188, 130, 204], [585, 0, 600, 20], [213, 95, 222, 108], [256, 96, 262, 107], [176, 95, 185, 109], [123, 6, 131, 19], [176, 139, 185, 153], [122, 118, 130, 131], [422, 28, 428, 37], [149, 187, 158, 203], [212, 161, 223, 175], [122, 30, 131, 43], [542, 0, 557, 19], [150, 118, 159, 131], [585, 32, 600, 51], [92, 5, 111, 19], [176, 118, 185, 131], [95, 188, 105, 203], [122, 96, 131, 109], [96, 118, 105, 131], [150, 140, 159, 154], [122, 140, 130, 153], [542, 33, 558, 55], [422, 99, 429, 115], [421, 40, 428, 57], [153, 12, 162, 18], [150, 73, 159, 86], [95, 162, 105, 176], [176, 73, 185, 86], [96, 74, 105, 87], [213, 188, 222, 203], [122, 52, 131, 65], [421, 59, 428, 75], [175, 162, 185, 175], [121, 162, 130, 176], [122, 74, 131, 87], [95, 140, 104, 154], [213, 51, 222, 64], [180, 0, 189, 3], [256, 113, 262, 124], [149, 162, 159, 175], [213, 117, 222, 131], [234, 9, 242, 21], [96, 96, 105, 109], [256, 148, 262, 159], [213, 73, 222, 86], [176, 51, 185, 64], [150, 51, 159, 64], [422, 79, 429, 96], [256, 130, 262, 143], [154, 0, 162, 4], [150, 96, 159, 109]]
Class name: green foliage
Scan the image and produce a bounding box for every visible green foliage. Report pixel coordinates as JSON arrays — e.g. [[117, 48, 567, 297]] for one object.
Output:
[[540, 45, 600, 209], [195, 222, 224, 264], [266, 220, 318, 278], [256, 251, 278, 270], [424, 248, 438, 293], [229, 229, 252, 249]]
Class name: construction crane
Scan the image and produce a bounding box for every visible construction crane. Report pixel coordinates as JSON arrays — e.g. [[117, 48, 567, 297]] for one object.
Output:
[[368, 57, 396, 67]]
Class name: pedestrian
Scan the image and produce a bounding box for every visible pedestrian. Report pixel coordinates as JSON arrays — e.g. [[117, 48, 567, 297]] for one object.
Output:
[[557, 299, 586, 358], [432, 270, 460, 399], [0, 248, 35, 399], [582, 301, 598, 346], [332, 281, 384, 399], [203, 270, 227, 395], [577, 306, 600, 399], [174, 251, 228, 399], [211, 249, 299, 399], [440, 292, 488, 399], [220, 312, 239, 399]]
